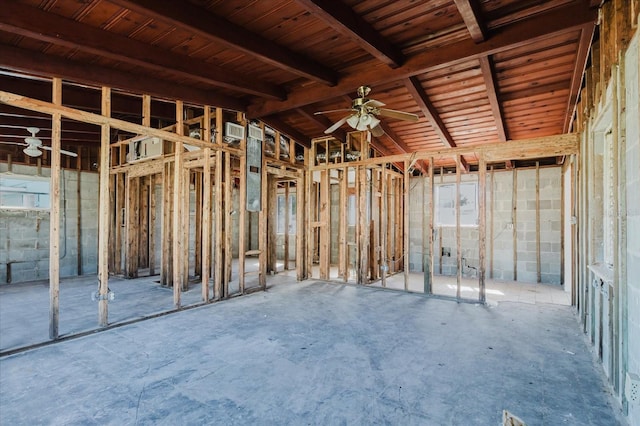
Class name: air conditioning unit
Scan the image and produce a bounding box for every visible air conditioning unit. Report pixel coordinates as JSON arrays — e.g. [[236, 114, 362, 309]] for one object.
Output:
[[224, 122, 245, 144], [127, 137, 163, 162], [248, 124, 263, 141]]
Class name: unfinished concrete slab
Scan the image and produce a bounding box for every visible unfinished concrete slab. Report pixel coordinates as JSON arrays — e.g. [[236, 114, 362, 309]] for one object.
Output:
[[0, 281, 623, 425]]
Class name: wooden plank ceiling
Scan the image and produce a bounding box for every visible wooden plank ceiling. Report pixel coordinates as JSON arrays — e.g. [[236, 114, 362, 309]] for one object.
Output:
[[0, 0, 598, 166]]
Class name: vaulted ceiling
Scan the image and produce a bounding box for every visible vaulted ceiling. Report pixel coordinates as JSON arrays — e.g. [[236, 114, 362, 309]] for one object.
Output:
[[0, 0, 599, 167]]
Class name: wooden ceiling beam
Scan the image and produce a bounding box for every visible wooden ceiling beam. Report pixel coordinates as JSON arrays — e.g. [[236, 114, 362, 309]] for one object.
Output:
[[376, 121, 427, 174], [294, 0, 404, 68], [0, 116, 99, 133], [247, 1, 597, 117], [0, 2, 285, 100], [108, 0, 338, 86], [0, 44, 246, 112], [296, 107, 348, 143], [453, 0, 487, 43], [478, 55, 512, 168], [404, 77, 468, 172], [563, 24, 596, 132], [478, 56, 507, 142], [260, 115, 311, 149], [0, 77, 177, 120]]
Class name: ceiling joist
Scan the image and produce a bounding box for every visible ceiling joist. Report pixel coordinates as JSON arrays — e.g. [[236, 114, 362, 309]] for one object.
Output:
[[296, 107, 348, 143], [453, 0, 487, 43], [260, 115, 311, 149], [246, 2, 597, 118], [564, 25, 597, 133], [0, 44, 246, 112], [478, 56, 507, 143], [404, 77, 468, 172], [108, 0, 338, 86], [0, 2, 285, 100], [294, 0, 404, 68]]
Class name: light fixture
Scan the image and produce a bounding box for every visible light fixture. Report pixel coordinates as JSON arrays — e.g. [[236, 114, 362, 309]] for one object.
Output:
[[23, 146, 42, 157], [346, 114, 359, 129], [347, 113, 380, 132]]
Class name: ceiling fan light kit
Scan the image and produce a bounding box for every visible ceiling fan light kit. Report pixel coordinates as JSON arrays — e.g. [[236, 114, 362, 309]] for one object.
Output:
[[23, 146, 43, 157]]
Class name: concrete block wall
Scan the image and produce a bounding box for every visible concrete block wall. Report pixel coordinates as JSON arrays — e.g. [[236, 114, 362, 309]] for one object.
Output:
[[624, 31, 640, 425], [0, 164, 99, 284], [408, 167, 562, 284], [408, 178, 424, 272]]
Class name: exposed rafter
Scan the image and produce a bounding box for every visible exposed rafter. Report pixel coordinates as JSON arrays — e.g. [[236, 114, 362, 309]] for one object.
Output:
[[0, 2, 285, 100], [0, 76, 177, 120], [478, 56, 507, 142], [0, 44, 246, 112], [108, 0, 338, 86], [296, 107, 348, 143], [260, 115, 311, 149], [376, 121, 427, 174], [453, 0, 487, 43], [564, 24, 597, 133], [478, 56, 511, 168], [294, 0, 404, 68], [247, 2, 597, 118], [404, 77, 468, 172]]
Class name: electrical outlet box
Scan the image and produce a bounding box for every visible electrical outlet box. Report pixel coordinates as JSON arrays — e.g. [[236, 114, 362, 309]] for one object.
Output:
[[626, 372, 640, 405]]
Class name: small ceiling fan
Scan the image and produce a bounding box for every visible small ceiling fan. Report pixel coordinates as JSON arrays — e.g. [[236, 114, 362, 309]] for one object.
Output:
[[314, 86, 419, 137], [0, 127, 77, 158]]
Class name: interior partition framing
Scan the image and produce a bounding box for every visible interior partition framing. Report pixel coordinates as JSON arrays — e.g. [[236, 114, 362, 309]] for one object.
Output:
[[0, 86, 308, 335], [307, 132, 577, 301]]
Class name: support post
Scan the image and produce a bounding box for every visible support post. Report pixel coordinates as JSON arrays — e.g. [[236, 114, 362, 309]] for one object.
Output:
[[98, 86, 111, 326], [49, 77, 62, 339], [259, 135, 268, 289], [404, 160, 410, 291], [149, 175, 156, 275], [381, 164, 388, 287], [268, 175, 278, 274], [456, 154, 462, 300], [224, 153, 232, 296], [358, 166, 369, 284], [201, 106, 212, 301], [425, 157, 434, 294], [536, 161, 541, 283], [214, 109, 223, 299], [319, 169, 330, 280], [76, 147, 82, 276], [512, 168, 518, 281], [284, 182, 290, 271], [296, 171, 305, 281], [478, 155, 487, 303], [172, 100, 184, 307], [489, 166, 494, 279]]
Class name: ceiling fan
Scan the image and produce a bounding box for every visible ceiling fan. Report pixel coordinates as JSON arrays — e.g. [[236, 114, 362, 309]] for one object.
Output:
[[0, 127, 77, 158], [314, 86, 419, 137]]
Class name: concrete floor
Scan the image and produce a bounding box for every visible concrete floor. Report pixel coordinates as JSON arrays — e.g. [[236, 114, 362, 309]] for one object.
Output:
[[0, 277, 625, 425]]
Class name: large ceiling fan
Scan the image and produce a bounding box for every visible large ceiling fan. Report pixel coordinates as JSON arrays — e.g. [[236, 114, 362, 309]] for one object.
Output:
[[0, 127, 77, 158], [314, 86, 419, 137]]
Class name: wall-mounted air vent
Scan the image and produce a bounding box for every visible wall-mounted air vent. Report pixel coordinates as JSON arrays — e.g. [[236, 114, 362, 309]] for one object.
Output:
[[127, 137, 163, 162], [248, 124, 263, 141], [224, 122, 245, 143]]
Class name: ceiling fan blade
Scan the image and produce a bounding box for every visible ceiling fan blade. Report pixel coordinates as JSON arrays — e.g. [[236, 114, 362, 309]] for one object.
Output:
[[314, 108, 353, 115], [324, 114, 353, 134], [369, 124, 385, 137], [363, 99, 385, 108], [376, 108, 419, 122], [39, 145, 78, 157], [0, 141, 28, 147]]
